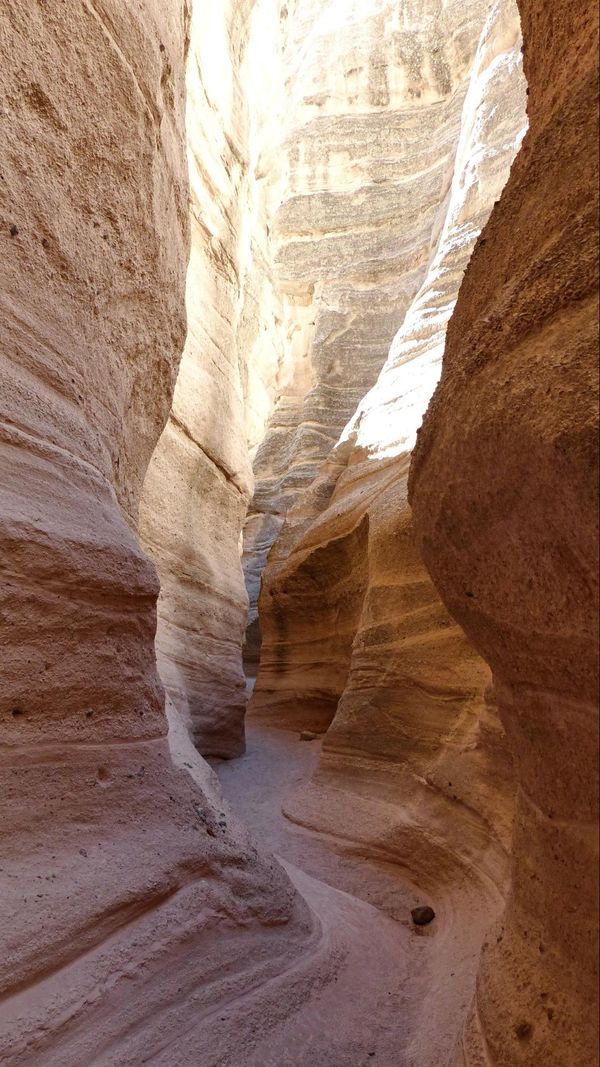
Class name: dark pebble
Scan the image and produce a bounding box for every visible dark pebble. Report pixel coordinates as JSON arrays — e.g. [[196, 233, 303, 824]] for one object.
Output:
[[411, 905, 436, 926]]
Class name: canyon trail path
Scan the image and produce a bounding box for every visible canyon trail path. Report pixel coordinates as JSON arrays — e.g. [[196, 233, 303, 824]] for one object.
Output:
[[210, 723, 480, 1067]]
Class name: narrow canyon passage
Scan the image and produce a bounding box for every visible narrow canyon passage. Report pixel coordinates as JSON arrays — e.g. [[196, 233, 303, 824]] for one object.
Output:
[[211, 725, 419, 1066], [211, 723, 502, 1066], [0, 1, 597, 1066]]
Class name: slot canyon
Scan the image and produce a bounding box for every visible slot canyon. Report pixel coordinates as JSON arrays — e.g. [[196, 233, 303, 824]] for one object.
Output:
[[0, 0, 597, 1064]]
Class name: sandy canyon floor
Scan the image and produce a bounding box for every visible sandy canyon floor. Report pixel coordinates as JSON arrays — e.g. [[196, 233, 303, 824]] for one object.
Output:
[[210, 723, 495, 1067]]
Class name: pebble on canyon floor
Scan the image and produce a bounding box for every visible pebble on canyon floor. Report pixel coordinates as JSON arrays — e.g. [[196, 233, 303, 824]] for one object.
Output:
[[299, 730, 318, 741], [411, 905, 436, 926]]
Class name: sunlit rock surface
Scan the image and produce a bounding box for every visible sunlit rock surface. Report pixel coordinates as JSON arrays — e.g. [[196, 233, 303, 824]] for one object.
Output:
[[0, 4, 312, 1063], [243, 0, 500, 667], [140, 1, 287, 756], [252, 0, 526, 849], [1, 0, 596, 1064], [250, 6, 527, 1054], [410, 0, 600, 1061]]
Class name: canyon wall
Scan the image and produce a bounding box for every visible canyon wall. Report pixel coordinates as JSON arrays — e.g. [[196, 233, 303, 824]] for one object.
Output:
[[243, 0, 500, 671], [1, 1, 596, 1064], [251, 0, 526, 872], [409, 0, 599, 1063], [140, 0, 286, 758], [0, 4, 311, 1063], [248, 9, 528, 1058]]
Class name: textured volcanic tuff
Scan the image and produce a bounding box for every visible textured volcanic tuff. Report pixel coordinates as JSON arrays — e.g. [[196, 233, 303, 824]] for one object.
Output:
[[1, 0, 596, 1065], [140, 1, 287, 757], [250, 0, 526, 866], [0, 4, 311, 1064], [242, 0, 501, 671], [409, 0, 600, 1062], [248, 1, 529, 1055]]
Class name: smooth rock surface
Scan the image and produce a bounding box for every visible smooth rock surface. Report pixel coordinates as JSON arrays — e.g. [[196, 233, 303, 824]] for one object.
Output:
[[214, 723, 513, 1067], [247, 8, 528, 1059], [243, 0, 499, 668], [140, 0, 287, 757], [1, 1, 596, 1065], [251, 0, 526, 869], [0, 5, 312, 1063], [409, 0, 599, 1062]]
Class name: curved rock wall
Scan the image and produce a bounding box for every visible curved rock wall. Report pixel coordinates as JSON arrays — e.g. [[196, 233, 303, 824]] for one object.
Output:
[[140, 0, 287, 757], [0, 4, 311, 1062], [251, 0, 526, 867], [2, 1, 595, 1063], [243, 0, 498, 670], [409, 0, 599, 1062], [248, 12, 527, 1058]]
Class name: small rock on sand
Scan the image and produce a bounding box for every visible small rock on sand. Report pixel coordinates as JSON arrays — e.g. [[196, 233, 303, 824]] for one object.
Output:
[[411, 905, 436, 926]]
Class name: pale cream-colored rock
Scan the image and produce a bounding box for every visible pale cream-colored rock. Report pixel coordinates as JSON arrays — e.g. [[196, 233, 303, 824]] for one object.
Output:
[[252, 0, 525, 851], [250, 6, 527, 1058], [409, 0, 599, 1063], [0, 4, 311, 1063], [140, 0, 287, 757], [243, 0, 498, 662], [2, 0, 596, 1064]]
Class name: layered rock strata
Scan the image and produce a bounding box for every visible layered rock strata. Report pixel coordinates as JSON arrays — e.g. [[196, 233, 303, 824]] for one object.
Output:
[[243, 0, 500, 669], [140, 1, 287, 757], [409, 0, 600, 1063], [251, 0, 526, 866], [0, 4, 311, 1063], [249, 11, 528, 1058]]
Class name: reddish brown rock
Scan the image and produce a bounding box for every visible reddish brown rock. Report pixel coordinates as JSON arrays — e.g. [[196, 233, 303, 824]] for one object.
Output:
[[1, 0, 596, 1064], [140, 0, 288, 758], [409, 0, 599, 1063], [0, 4, 311, 1063], [251, 0, 526, 876]]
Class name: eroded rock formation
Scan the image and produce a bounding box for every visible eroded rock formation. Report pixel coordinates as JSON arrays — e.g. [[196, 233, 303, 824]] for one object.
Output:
[[1, 0, 597, 1065], [409, 0, 600, 1061], [0, 5, 310, 1063], [247, 3, 531, 1058], [250, 0, 526, 872], [243, 0, 507, 671], [140, 1, 287, 757]]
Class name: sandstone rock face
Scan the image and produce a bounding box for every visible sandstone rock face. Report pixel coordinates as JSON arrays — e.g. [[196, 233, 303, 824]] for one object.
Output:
[[0, 4, 310, 1062], [251, 0, 526, 868], [247, 11, 528, 1057], [409, 0, 599, 1063], [3, 0, 596, 1063], [243, 0, 502, 669], [140, 1, 287, 757]]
